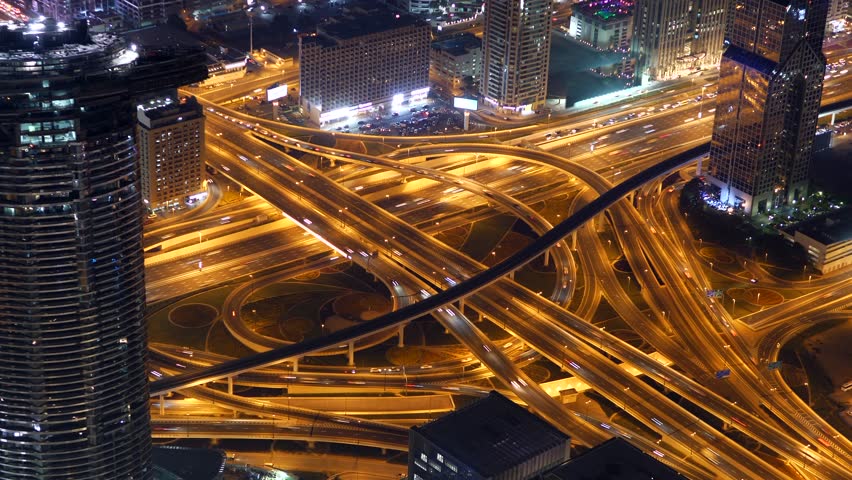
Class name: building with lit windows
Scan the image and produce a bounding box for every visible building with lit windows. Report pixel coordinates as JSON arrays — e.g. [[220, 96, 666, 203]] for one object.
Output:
[[631, 0, 727, 81], [431, 33, 482, 96], [408, 391, 570, 480], [826, 0, 849, 33], [115, 0, 182, 27], [481, 0, 553, 115], [0, 19, 206, 480], [299, 7, 430, 124], [136, 95, 205, 210], [568, 0, 633, 51], [31, 0, 94, 22], [704, 0, 829, 215]]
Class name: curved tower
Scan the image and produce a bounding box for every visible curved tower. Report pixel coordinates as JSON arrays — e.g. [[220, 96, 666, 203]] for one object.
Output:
[[0, 20, 206, 479]]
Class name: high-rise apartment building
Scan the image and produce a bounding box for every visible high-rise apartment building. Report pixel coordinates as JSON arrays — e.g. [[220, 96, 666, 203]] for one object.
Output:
[[136, 95, 206, 210], [115, 0, 182, 27], [705, 0, 829, 215], [481, 0, 553, 115], [826, 0, 849, 33], [299, 7, 430, 124], [632, 0, 727, 81], [31, 0, 95, 21], [0, 20, 206, 479]]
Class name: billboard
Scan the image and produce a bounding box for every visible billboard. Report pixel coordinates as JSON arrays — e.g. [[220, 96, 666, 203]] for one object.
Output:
[[267, 84, 288, 102], [454, 97, 478, 110]]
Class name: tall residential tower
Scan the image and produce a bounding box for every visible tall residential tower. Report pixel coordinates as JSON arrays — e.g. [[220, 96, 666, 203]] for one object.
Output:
[[705, 0, 829, 215], [481, 0, 553, 115], [632, 0, 727, 81], [0, 20, 206, 479]]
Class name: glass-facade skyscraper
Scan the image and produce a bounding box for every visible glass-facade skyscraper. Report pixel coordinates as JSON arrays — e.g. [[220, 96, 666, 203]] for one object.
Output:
[[0, 20, 206, 479], [705, 0, 829, 215], [481, 0, 553, 115]]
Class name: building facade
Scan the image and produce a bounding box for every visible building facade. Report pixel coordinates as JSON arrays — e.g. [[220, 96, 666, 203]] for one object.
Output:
[[114, 0, 182, 27], [0, 20, 206, 480], [705, 0, 829, 215], [408, 392, 570, 480], [431, 33, 482, 96], [31, 0, 96, 22], [631, 0, 727, 81], [137, 95, 205, 210], [481, 0, 553, 115], [826, 0, 849, 33], [299, 9, 430, 124], [568, 0, 633, 52]]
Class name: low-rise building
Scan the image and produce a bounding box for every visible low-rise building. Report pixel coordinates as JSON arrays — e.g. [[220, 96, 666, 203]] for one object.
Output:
[[568, 0, 633, 52], [782, 208, 852, 273], [543, 437, 685, 479], [136, 95, 206, 211], [430, 33, 481, 96], [408, 391, 570, 480]]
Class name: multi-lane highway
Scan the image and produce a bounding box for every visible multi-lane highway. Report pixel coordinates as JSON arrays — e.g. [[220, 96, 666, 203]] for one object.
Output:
[[147, 47, 852, 478]]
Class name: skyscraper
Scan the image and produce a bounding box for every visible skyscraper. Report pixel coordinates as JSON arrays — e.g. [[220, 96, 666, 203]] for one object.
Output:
[[0, 20, 206, 479], [705, 0, 829, 215], [481, 0, 553, 115], [631, 0, 727, 82]]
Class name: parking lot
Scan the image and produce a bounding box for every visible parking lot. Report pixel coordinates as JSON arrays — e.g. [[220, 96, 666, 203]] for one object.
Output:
[[321, 100, 467, 136]]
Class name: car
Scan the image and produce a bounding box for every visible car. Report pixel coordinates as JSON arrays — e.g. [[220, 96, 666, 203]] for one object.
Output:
[[749, 278, 758, 284], [392, 112, 399, 117]]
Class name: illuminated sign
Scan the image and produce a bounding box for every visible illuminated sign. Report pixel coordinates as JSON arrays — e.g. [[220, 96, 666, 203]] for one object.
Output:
[[266, 84, 288, 101], [453, 97, 478, 110]]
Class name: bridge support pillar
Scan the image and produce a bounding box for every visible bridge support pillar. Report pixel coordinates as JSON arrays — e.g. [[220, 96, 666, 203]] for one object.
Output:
[[398, 325, 405, 347], [159, 395, 165, 416], [227, 376, 234, 395], [509, 270, 515, 280], [544, 249, 550, 267], [293, 357, 299, 373], [307, 441, 315, 449], [830, 112, 836, 125], [348, 341, 355, 366], [381, 448, 387, 455], [458, 298, 464, 311], [571, 231, 577, 250]]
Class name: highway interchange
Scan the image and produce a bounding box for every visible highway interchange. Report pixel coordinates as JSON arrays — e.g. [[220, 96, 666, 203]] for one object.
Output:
[[143, 48, 852, 478]]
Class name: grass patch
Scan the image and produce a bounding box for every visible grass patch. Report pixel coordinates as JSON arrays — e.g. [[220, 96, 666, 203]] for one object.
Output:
[[147, 286, 233, 350], [206, 321, 255, 358], [460, 214, 517, 261]]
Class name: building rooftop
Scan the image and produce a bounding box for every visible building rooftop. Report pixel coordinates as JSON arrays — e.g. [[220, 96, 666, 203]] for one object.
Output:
[[574, 0, 634, 21], [151, 446, 225, 480], [412, 391, 570, 477], [125, 24, 203, 49], [305, 6, 424, 46], [543, 437, 685, 480], [787, 206, 852, 245], [431, 33, 481, 56]]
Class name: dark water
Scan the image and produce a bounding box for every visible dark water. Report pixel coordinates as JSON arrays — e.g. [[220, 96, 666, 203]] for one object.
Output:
[[547, 34, 630, 105]]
